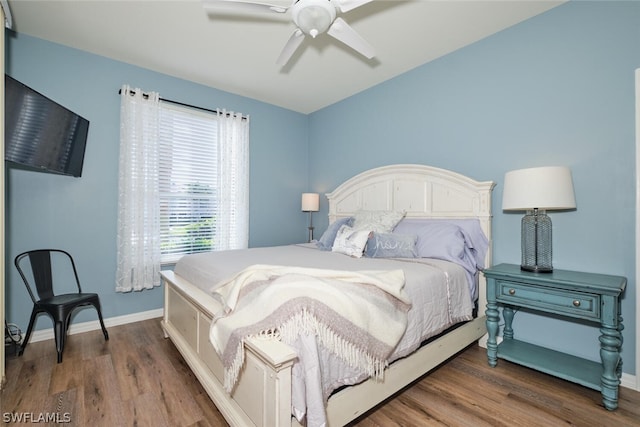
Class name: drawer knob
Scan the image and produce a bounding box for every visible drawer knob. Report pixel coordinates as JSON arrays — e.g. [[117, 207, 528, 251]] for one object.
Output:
[[509, 289, 516, 295], [573, 300, 581, 307]]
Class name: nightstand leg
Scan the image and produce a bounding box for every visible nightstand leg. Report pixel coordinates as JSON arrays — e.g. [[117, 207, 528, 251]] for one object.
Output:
[[616, 301, 624, 380], [503, 306, 515, 340], [486, 300, 500, 367], [599, 323, 622, 410]]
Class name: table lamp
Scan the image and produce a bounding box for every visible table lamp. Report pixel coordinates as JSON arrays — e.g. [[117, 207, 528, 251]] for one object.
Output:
[[301, 192, 320, 242], [502, 166, 576, 272]]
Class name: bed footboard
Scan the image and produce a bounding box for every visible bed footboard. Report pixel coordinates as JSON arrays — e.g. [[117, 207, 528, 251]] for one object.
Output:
[[162, 271, 297, 427]]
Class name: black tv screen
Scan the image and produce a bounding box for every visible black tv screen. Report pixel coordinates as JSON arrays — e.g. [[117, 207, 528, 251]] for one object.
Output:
[[5, 75, 89, 177]]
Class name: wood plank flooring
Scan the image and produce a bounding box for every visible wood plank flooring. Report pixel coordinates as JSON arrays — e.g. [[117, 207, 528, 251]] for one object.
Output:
[[1, 318, 639, 426]]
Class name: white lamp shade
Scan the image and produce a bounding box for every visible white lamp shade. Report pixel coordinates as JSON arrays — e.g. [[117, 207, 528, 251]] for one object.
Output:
[[301, 193, 320, 212], [502, 166, 576, 211]]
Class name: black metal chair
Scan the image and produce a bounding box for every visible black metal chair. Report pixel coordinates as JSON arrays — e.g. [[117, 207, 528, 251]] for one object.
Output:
[[14, 249, 109, 363]]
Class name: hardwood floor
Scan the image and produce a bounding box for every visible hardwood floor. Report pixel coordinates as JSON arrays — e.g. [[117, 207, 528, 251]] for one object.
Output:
[[2, 318, 639, 426]]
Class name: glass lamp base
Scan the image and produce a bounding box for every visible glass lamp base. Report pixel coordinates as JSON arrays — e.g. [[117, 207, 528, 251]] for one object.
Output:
[[521, 209, 553, 273], [520, 264, 553, 273]]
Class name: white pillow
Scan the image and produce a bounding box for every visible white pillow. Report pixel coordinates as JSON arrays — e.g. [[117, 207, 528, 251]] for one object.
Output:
[[332, 225, 371, 258], [351, 210, 406, 233]]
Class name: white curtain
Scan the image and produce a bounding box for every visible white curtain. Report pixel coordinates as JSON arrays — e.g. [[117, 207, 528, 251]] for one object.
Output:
[[116, 85, 161, 292], [215, 109, 250, 250]]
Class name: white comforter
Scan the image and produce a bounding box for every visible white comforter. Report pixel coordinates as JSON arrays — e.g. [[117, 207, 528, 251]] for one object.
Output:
[[174, 244, 474, 426]]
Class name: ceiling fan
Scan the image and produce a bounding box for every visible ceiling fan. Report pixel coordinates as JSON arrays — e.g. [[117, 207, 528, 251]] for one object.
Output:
[[202, 0, 376, 67]]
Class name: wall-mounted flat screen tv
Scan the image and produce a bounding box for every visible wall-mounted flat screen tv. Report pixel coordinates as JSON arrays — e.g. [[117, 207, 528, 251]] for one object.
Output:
[[5, 75, 89, 177]]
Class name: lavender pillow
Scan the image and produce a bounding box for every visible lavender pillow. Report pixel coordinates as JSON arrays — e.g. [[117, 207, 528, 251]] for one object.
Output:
[[409, 222, 464, 259], [392, 218, 489, 273]]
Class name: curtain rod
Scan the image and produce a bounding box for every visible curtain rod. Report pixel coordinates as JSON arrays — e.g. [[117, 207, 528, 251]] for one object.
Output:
[[117, 88, 248, 120]]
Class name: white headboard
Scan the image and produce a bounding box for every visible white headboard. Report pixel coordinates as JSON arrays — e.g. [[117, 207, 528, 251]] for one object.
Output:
[[326, 164, 496, 305], [327, 164, 494, 235]]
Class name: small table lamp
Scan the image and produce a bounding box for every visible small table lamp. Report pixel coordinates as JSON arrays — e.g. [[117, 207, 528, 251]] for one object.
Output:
[[301, 192, 320, 242], [502, 166, 576, 272]]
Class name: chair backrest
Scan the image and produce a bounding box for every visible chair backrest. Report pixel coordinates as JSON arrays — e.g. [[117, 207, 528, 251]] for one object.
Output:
[[14, 249, 82, 302]]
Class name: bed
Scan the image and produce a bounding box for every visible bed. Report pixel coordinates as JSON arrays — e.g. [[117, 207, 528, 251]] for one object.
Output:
[[160, 164, 495, 427]]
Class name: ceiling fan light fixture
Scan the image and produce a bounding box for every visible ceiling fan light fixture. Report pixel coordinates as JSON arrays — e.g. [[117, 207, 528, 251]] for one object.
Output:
[[206, 0, 375, 67], [292, 0, 336, 38]]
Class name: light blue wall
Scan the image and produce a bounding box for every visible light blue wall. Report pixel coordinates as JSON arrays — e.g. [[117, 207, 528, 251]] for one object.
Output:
[[4, 1, 639, 376], [308, 1, 639, 374], [4, 33, 309, 330]]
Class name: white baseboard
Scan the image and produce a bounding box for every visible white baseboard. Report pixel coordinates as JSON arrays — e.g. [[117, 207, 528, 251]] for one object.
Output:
[[26, 308, 164, 344], [621, 373, 638, 391]]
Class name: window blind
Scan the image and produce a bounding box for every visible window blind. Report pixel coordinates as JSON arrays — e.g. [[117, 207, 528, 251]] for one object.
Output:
[[158, 102, 218, 263]]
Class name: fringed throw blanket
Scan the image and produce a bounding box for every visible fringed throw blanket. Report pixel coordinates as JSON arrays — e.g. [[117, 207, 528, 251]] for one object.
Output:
[[208, 264, 412, 393]]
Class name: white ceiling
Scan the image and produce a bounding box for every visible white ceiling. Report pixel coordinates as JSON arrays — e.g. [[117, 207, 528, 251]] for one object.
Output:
[[5, 0, 564, 114]]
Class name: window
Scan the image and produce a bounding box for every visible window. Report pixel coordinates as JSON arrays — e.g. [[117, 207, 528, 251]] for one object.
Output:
[[158, 102, 218, 263], [116, 85, 249, 292]]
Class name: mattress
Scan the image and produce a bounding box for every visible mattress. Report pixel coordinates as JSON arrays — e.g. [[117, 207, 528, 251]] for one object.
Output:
[[173, 244, 474, 425]]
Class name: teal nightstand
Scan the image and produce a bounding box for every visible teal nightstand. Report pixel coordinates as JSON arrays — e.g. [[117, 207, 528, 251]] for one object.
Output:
[[484, 263, 626, 410]]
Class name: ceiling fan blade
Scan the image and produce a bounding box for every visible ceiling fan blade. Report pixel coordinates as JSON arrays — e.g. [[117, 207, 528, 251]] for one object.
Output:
[[276, 29, 306, 67], [327, 17, 375, 59], [334, 0, 373, 13], [202, 0, 289, 14]]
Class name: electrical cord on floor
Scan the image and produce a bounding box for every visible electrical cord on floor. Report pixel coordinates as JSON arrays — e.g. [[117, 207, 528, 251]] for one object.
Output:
[[4, 320, 22, 344]]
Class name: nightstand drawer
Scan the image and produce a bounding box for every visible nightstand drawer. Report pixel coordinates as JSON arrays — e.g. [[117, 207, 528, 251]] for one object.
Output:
[[495, 280, 600, 320]]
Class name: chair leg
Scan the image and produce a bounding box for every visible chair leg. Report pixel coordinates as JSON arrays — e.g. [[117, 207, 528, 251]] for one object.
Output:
[[19, 308, 38, 357], [54, 320, 66, 363], [94, 302, 109, 341]]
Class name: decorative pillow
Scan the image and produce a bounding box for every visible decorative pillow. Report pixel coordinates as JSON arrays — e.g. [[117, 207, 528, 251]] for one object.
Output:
[[365, 232, 418, 258], [351, 210, 406, 233], [331, 225, 371, 258], [316, 217, 353, 250]]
